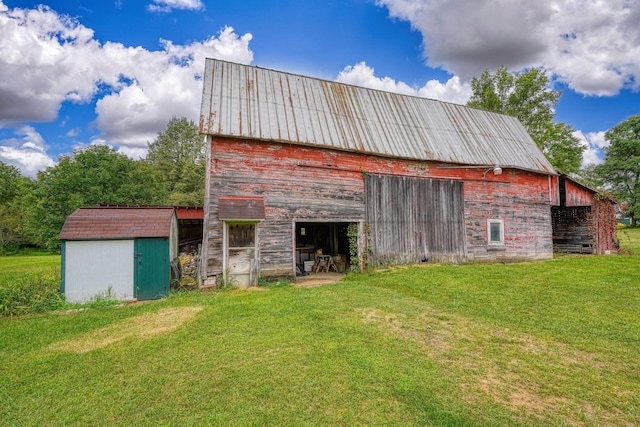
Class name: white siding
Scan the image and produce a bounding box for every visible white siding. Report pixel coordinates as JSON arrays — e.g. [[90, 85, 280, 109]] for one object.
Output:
[[64, 240, 134, 303], [170, 214, 179, 260]]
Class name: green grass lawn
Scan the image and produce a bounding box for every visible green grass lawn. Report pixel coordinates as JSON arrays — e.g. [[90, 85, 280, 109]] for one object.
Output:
[[0, 255, 63, 316], [1, 253, 639, 426], [0, 254, 60, 276], [619, 226, 640, 254]]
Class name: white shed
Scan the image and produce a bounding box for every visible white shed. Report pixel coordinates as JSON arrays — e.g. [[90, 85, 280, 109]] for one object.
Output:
[[59, 207, 178, 303]]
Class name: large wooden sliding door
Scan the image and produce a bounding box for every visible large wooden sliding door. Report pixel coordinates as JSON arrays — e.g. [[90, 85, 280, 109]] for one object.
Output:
[[366, 175, 466, 264]]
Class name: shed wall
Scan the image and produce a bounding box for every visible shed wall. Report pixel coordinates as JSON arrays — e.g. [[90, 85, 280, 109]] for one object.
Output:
[[63, 240, 134, 303]]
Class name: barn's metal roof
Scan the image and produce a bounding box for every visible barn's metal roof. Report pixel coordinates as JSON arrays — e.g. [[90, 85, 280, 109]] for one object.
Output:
[[200, 59, 555, 174]]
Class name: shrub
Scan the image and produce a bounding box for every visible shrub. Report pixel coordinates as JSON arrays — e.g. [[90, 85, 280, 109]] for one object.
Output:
[[0, 271, 64, 316]]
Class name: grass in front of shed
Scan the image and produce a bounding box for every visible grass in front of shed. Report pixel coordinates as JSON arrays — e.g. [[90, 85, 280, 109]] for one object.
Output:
[[1, 254, 639, 426]]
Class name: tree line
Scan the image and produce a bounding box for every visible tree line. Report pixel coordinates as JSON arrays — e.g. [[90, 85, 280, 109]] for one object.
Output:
[[0, 117, 204, 253], [1, 69, 639, 254]]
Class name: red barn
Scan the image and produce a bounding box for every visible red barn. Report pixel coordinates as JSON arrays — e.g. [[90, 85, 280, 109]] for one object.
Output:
[[198, 59, 613, 286]]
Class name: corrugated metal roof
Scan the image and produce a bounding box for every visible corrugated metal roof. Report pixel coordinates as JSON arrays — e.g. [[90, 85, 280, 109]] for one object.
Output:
[[59, 207, 175, 240], [200, 59, 556, 174]]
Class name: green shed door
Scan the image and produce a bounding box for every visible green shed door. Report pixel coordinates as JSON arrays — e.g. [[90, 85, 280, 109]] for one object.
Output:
[[134, 238, 170, 300]]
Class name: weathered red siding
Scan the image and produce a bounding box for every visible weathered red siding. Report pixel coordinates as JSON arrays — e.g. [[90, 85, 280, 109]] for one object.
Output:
[[548, 175, 560, 206], [565, 180, 595, 207], [202, 137, 554, 282], [464, 172, 553, 261]]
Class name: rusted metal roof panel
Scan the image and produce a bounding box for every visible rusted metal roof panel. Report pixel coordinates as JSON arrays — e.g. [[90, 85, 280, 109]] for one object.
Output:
[[200, 59, 555, 174], [175, 206, 204, 220]]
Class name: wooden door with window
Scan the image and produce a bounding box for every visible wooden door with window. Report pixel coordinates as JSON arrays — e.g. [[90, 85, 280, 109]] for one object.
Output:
[[226, 222, 258, 286]]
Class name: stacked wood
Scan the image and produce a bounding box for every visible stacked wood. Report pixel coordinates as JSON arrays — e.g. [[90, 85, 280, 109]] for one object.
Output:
[[179, 254, 200, 280]]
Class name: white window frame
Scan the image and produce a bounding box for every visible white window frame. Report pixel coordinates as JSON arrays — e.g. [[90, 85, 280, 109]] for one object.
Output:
[[487, 219, 504, 245]]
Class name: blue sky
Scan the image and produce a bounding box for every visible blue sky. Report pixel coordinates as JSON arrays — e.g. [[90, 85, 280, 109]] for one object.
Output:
[[1, 0, 639, 177]]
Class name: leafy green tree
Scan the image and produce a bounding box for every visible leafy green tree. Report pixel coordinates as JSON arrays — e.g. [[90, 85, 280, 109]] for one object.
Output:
[[595, 115, 640, 226], [146, 117, 205, 206], [467, 66, 584, 174], [540, 122, 583, 174], [0, 161, 23, 205], [24, 145, 167, 249], [0, 162, 34, 254]]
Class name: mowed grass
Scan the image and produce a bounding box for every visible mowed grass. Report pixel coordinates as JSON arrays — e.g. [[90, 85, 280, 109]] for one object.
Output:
[[0, 254, 60, 276], [1, 253, 639, 426]]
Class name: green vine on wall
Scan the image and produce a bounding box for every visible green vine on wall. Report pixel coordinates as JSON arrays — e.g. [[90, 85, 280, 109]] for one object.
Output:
[[347, 222, 371, 272], [347, 223, 360, 272], [593, 193, 618, 253]]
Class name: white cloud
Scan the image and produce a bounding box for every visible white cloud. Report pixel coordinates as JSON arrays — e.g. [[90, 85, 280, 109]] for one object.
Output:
[[0, 125, 55, 177], [337, 62, 471, 104], [94, 27, 253, 149], [147, 0, 204, 13], [65, 128, 80, 138], [117, 146, 148, 160], [377, 0, 640, 96], [0, 2, 253, 174], [574, 130, 608, 166], [0, 4, 99, 122]]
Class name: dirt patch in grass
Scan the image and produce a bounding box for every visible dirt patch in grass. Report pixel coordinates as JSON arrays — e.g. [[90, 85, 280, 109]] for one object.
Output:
[[359, 307, 629, 425], [295, 272, 344, 287], [49, 306, 203, 354], [241, 286, 269, 291]]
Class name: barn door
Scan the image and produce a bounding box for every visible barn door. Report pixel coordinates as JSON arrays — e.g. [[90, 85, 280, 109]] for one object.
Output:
[[365, 175, 466, 264], [225, 222, 259, 287], [134, 238, 170, 300]]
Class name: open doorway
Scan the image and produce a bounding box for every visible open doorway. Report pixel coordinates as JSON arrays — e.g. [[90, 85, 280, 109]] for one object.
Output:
[[295, 222, 355, 276], [225, 222, 259, 286]]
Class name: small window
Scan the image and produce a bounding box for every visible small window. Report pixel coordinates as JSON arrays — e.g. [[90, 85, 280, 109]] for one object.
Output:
[[228, 223, 256, 248], [487, 219, 504, 245]]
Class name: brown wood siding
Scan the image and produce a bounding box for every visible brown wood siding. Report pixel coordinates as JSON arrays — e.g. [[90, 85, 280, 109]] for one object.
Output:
[[552, 206, 595, 253], [365, 175, 466, 264]]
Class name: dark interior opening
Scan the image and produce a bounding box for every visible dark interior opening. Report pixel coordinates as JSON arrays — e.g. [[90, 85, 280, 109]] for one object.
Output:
[[295, 222, 354, 273], [178, 219, 203, 254]]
